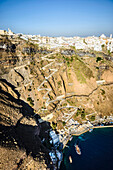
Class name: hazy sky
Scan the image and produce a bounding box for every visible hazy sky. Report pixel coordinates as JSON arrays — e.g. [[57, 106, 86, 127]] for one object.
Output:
[[0, 0, 113, 36]]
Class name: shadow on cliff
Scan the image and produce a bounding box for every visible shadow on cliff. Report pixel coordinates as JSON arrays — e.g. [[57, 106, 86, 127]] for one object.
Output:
[[0, 79, 40, 119], [0, 122, 51, 165], [0, 79, 53, 169]]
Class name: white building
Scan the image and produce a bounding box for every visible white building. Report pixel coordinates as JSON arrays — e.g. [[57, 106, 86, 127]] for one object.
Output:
[[107, 40, 113, 52], [0, 44, 7, 49], [49, 152, 57, 164], [56, 150, 62, 161], [50, 130, 59, 145], [8, 28, 14, 35], [100, 34, 106, 39], [56, 37, 65, 44], [94, 44, 102, 51], [110, 34, 112, 39], [75, 41, 87, 50], [96, 80, 105, 85], [0, 30, 7, 35], [41, 37, 47, 44]]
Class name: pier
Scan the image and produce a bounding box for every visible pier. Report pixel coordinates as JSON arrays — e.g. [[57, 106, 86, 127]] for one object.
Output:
[[94, 125, 113, 128]]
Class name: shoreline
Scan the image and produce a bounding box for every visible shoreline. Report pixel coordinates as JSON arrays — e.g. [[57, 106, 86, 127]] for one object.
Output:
[[63, 124, 113, 149], [61, 126, 113, 170]]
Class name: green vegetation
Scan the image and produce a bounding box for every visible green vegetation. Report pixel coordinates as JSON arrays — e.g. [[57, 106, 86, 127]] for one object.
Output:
[[51, 122, 57, 130], [34, 43, 39, 49], [73, 56, 93, 83], [67, 99, 75, 106], [101, 44, 104, 48], [81, 112, 85, 119], [25, 66, 28, 70], [48, 56, 55, 59], [76, 108, 82, 116], [41, 71, 44, 76], [49, 95, 53, 100], [57, 81, 61, 88], [30, 69, 34, 74], [76, 112, 79, 116], [43, 84, 47, 88], [91, 115, 95, 121], [27, 97, 34, 106], [62, 55, 73, 67], [76, 108, 86, 119], [70, 46, 76, 50], [96, 57, 102, 62], [40, 60, 43, 66], [30, 61, 35, 65], [62, 121, 66, 126], [75, 70, 86, 83], [62, 103, 67, 107], [80, 109, 86, 119], [100, 89, 105, 95], [83, 39, 87, 44], [108, 50, 111, 55]]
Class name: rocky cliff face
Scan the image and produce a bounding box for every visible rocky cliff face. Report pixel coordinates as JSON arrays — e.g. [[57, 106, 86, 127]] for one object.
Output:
[[0, 79, 52, 169], [0, 35, 113, 169]]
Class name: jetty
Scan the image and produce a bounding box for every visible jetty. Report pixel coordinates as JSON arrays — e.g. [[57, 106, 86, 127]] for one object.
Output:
[[94, 125, 113, 128]]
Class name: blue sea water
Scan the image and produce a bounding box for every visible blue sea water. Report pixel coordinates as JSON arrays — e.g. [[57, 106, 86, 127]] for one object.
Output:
[[60, 128, 113, 170]]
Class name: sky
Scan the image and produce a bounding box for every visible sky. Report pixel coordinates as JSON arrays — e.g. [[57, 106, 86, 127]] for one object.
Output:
[[0, 0, 113, 37]]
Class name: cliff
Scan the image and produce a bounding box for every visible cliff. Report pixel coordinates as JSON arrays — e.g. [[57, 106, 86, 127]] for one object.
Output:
[[0, 35, 113, 169]]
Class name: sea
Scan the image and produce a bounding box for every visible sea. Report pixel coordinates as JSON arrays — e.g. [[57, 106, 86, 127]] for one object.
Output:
[[60, 128, 113, 170]]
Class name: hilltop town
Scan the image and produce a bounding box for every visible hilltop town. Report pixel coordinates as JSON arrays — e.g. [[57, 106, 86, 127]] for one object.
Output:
[[0, 28, 113, 169], [1, 28, 113, 52]]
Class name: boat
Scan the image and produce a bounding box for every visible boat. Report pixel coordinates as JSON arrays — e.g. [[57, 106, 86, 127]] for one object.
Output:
[[89, 128, 93, 132], [69, 156, 72, 163], [74, 144, 81, 155], [69, 136, 73, 141], [65, 145, 69, 148]]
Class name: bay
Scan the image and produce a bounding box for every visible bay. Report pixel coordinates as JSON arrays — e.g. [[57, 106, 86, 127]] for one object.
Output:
[[60, 128, 113, 170]]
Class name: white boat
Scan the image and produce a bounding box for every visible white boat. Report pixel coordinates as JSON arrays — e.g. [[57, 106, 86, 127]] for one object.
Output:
[[74, 144, 81, 155], [89, 128, 93, 132], [69, 156, 72, 163], [69, 136, 73, 141]]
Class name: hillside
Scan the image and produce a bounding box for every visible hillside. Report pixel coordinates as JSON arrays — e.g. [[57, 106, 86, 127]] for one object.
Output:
[[0, 35, 113, 169]]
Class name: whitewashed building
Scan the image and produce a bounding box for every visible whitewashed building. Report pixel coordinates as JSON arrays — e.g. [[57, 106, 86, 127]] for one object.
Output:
[[107, 40, 113, 52], [100, 34, 106, 39], [94, 44, 102, 51], [49, 152, 57, 163], [50, 130, 59, 145]]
